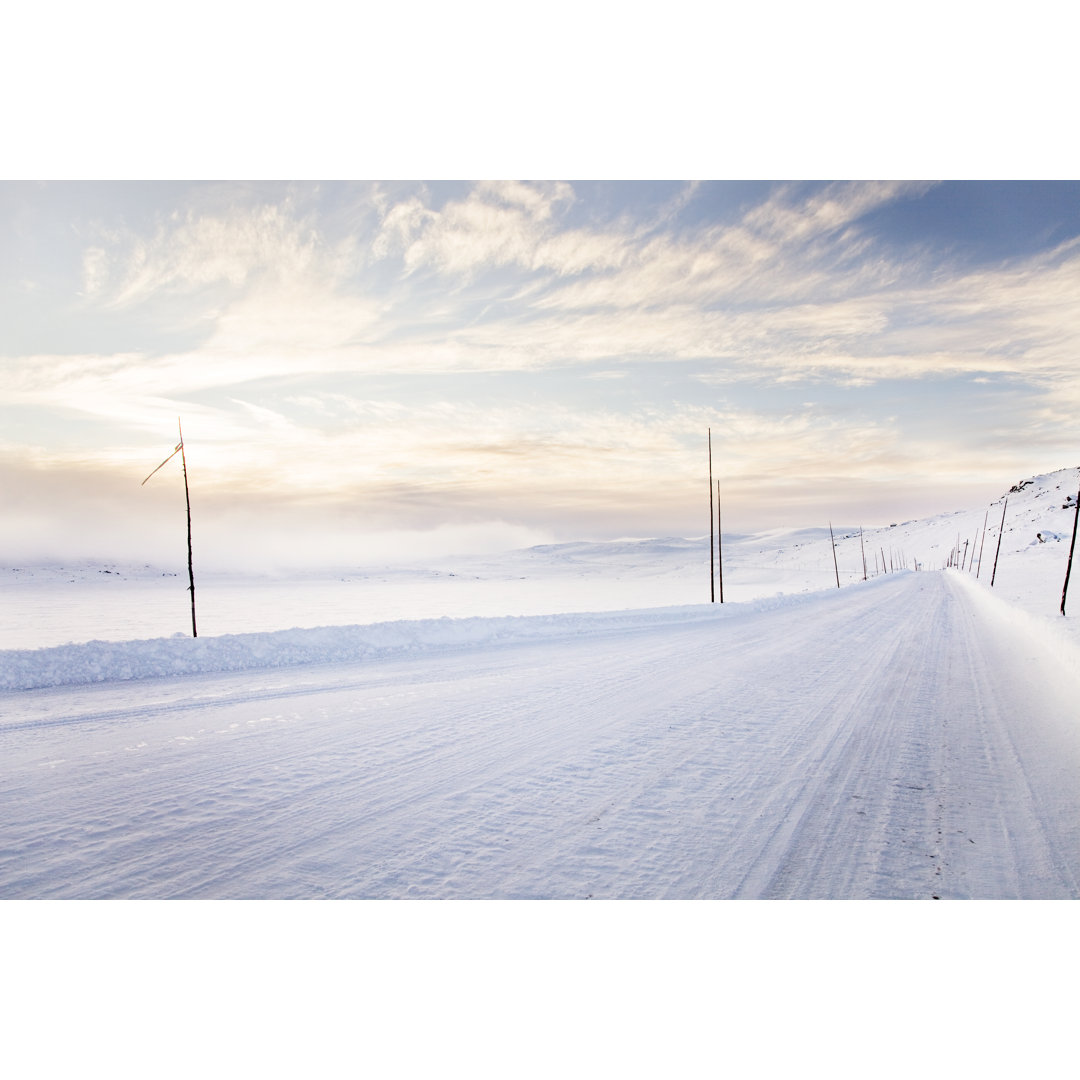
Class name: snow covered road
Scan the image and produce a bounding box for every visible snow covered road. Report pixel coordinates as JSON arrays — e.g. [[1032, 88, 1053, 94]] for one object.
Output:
[[2, 570, 1079, 898]]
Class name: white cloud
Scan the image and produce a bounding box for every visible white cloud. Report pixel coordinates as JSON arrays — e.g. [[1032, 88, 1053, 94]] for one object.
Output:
[[91, 201, 324, 308], [80, 246, 109, 297], [205, 283, 383, 356], [371, 180, 624, 280], [8, 181, 1080, 555]]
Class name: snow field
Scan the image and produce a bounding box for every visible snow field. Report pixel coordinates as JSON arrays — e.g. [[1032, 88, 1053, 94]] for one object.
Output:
[[3, 571, 1079, 899], [3, 467, 1080, 902]]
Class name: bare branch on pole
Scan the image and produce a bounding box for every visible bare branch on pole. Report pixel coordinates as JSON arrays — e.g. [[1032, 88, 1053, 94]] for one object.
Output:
[[141, 442, 182, 486]]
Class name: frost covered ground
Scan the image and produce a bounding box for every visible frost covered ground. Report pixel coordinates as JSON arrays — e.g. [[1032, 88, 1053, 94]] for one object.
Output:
[[2, 468, 1080, 900]]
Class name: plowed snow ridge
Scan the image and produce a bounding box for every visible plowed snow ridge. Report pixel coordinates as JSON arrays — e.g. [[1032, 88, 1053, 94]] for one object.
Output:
[[0, 588, 828, 692]]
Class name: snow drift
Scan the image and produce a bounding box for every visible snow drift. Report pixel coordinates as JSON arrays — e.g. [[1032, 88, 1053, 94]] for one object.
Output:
[[1, 587, 841, 693]]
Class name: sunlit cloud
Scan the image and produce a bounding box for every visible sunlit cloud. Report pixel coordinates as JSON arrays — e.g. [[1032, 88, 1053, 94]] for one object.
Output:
[[4, 180, 1080, 564], [101, 202, 324, 306]]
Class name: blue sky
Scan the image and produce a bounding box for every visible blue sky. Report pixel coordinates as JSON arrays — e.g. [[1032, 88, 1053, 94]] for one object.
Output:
[[3, 180, 1080, 568]]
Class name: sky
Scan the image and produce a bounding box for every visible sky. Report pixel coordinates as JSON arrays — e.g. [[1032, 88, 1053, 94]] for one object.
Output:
[[3, 179, 1080, 569]]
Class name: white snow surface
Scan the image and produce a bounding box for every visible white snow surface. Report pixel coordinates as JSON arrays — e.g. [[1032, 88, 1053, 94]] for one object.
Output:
[[3, 467, 1080, 898]]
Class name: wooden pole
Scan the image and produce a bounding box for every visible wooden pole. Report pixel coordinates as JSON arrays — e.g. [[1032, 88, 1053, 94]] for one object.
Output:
[[829, 522, 840, 588], [716, 479, 724, 603], [990, 497, 1008, 587], [708, 429, 715, 603], [860, 527, 867, 581], [178, 418, 197, 637], [1061, 482, 1080, 615], [975, 510, 988, 579], [141, 419, 197, 637]]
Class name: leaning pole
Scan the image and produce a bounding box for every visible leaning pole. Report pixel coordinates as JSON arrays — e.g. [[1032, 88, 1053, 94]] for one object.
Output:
[[990, 497, 1009, 588], [1061, 481, 1080, 615]]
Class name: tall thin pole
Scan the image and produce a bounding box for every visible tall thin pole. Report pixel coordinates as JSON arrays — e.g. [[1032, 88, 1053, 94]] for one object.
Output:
[[1061, 482, 1080, 615], [708, 429, 715, 603], [141, 420, 197, 638], [178, 418, 197, 637], [829, 522, 840, 588], [990, 497, 1008, 587], [860, 527, 867, 581], [976, 510, 988, 579], [717, 479, 724, 603]]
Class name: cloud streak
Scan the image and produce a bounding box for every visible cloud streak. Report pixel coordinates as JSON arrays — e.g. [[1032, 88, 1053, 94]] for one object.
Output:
[[4, 180, 1080, 562]]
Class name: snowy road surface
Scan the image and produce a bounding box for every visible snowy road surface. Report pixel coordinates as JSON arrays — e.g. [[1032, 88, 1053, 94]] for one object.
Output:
[[2, 570, 1079, 898]]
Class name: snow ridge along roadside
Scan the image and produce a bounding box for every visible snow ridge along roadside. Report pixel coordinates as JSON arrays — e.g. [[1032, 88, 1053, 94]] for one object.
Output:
[[0, 583, 893, 692]]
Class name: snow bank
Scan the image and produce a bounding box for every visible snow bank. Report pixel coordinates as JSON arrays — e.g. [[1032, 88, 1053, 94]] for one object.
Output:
[[947, 569, 1080, 685], [0, 586, 873, 692]]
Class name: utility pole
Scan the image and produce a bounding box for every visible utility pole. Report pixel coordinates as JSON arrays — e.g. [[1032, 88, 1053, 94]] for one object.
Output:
[[1061, 480, 1080, 615], [829, 522, 840, 588], [976, 510, 988, 579], [708, 429, 715, 603], [178, 419, 197, 637], [860, 527, 867, 581], [990, 497, 1009, 588], [142, 418, 197, 637], [716, 479, 724, 603]]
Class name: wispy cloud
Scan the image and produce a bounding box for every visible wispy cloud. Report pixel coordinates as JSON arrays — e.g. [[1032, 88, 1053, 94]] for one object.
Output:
[[5, 179, 1080, 559]]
